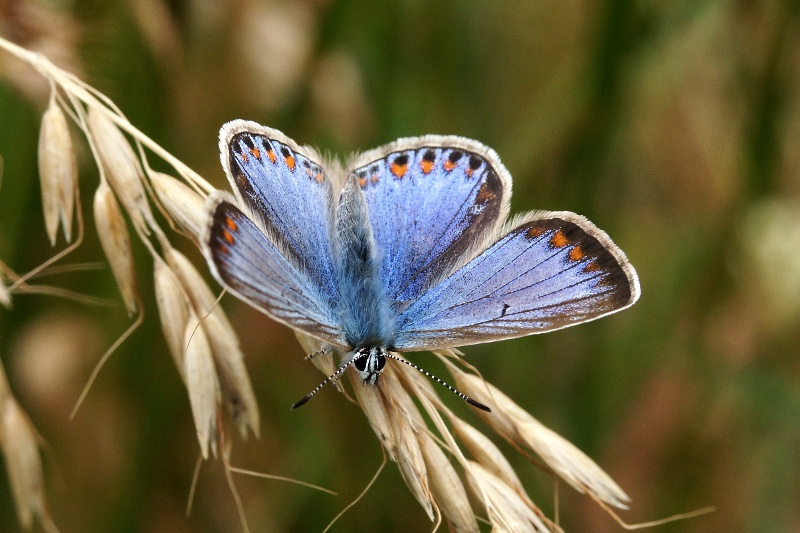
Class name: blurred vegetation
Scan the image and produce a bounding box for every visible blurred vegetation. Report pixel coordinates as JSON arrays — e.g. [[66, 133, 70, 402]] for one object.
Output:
[[0, 0, 799, 531]]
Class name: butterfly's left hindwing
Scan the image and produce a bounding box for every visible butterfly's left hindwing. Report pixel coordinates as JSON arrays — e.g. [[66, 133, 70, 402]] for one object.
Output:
[[393, 212, 640, 351]]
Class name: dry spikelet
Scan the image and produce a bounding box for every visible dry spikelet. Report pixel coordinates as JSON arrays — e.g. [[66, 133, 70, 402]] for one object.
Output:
[[165, 248, 220, 314], [0, 277, 11, 309], [517, 418, 630, 509], [38, 97, 77, 245], [454, 372, 630, 509], [183, 311, 220, 459], [0, 397, 57, 532], [165, 249, 260, 438], [201, 312, 260, 439], [380, 368, 434, 521], [467, 461, 550, 533], [87, 108, 155, 232], [150, 171, 206, 240], [153, 259, 190, 379], [451, 417, 524, 493], [417, 431, 479, 533], [93, 182, 138, 316], [350, 373, 395, 456]]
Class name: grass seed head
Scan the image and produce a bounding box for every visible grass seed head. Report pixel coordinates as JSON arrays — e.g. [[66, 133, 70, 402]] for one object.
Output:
[[38, 98, 77, 245], [150, 171, 206, 240], [451, 417, 524, 493], [201, 311, 260, 439], [466, 461, 551, 533], [87, 108, 155, 232], [154, 259, 191, 379], [93, 182, 138, 316], [417, 431, 479, 533], [0, 397, 50, 531], [183, 311, 221, 459]]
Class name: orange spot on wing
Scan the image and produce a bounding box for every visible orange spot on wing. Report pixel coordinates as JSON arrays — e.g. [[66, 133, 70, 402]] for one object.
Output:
[[371, 174, 379, 183], [358, 176, 368, 187], [266, 148, 277, 163], [249, 147, 261, 159], [238, 151, 248, 163], [444, 160, 457, 171], [526, 226, 545, 239], [476, 183, 496, 203], [550, 230, 568, 248], [285, 155, 296, 170], [569, 245, 584, 261], [218, 244, 229, 255], [222, 229, 235, 245], [224, 216, 238, 232], [420, 160, 434, 174], [584, 260, 599, 272], [315, 172, 324, 183], [390, 161, 408, 178]]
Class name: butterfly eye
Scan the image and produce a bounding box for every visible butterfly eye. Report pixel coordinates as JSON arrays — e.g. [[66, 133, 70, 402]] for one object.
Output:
[[375, 354, 386, 371], [354, 356, 368, 371]]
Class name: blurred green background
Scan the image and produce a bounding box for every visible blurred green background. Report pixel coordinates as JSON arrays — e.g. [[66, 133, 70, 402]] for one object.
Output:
[[1, 0, 799, 531]]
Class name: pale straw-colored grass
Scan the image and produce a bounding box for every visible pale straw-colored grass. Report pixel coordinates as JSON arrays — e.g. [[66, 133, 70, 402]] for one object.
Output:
[[0, 34, 676, 533]]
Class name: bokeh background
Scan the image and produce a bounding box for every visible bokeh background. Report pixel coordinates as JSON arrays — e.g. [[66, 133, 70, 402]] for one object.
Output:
[[1, 0, 799, 531]]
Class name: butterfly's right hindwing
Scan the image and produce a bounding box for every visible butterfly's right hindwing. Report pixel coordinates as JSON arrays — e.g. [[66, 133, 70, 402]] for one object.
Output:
[[204, 195, 347, 347]]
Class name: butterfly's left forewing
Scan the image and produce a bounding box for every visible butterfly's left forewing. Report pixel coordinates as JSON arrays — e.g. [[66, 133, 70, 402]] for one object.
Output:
[[393, 212, 640, 351]]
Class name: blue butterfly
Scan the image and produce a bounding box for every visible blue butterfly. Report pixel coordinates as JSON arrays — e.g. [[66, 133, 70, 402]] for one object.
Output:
[[202, 121, 640, 410]]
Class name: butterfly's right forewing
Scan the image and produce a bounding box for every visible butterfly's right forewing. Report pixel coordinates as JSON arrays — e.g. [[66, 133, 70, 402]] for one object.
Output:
[[204, 196, 347, 347], [220, 121, 338, 305]]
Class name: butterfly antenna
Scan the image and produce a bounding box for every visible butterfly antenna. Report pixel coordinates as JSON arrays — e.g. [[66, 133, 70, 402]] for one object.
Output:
[[385, 354, 491, 412], [292, 354, 360, 409]]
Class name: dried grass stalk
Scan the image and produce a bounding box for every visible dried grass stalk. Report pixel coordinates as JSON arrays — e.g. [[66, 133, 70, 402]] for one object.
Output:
[[93, 182, 138, 316], [0, 390, 58, 533], [467, 461, 550, 533], [451, 417, 524, 493], [417, 431, 479, 533], [350, 369, 395, 456], [38, 97, 77, 245], [87, 108, 155, 232], [153, 259, 190, 379], [0, 278, 10, 309], [201, 311, 260, 439], [387, 399, 434, 521], [454, 372, 630, 509], [165, 248, 260, 438], [150, 170, 206, 240], [183, 311, 220, 459]]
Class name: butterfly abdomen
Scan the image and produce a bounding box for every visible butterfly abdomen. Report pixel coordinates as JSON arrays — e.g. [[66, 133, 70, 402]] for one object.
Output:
[[335, 175, 394, 348]]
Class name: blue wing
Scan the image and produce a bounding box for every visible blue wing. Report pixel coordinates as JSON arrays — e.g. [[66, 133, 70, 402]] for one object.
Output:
[[393, 212, 640, 351], [351, 136, 511, 305], [219, 120, 338, 306], [202, 194, 347, 347]]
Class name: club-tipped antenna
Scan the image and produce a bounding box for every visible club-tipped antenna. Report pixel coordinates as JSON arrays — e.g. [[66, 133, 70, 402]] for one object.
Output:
[[292, 353, 362, 409], [384, 353, 491, 412]]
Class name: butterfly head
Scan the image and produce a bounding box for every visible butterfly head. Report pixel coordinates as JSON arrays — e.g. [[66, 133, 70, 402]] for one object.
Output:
[[352, 346, 387, 385]]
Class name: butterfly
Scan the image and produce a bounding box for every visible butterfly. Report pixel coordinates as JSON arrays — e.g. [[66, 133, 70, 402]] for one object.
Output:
[[201, 120, 640, 410]]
